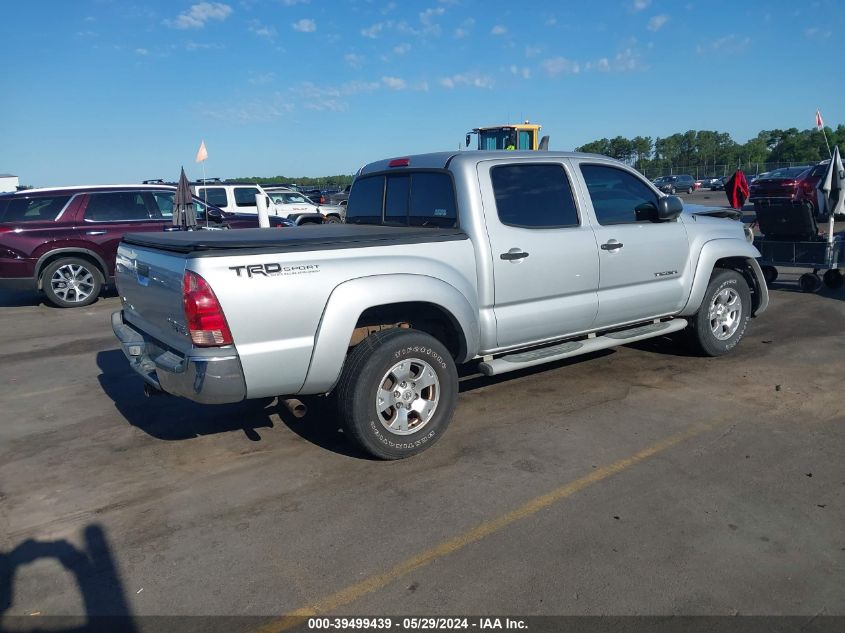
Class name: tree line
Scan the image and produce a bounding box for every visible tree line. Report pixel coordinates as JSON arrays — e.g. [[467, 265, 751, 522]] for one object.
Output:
[[575, 124, 845, 176]]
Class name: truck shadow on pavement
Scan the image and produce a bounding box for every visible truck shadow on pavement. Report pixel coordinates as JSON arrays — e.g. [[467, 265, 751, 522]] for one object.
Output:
[[95, 349, 372, 459], [0, 524, 138, 632]]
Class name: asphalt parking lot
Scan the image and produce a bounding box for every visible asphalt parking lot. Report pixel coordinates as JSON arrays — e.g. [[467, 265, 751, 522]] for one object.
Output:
[[1, 211, 844, 629]]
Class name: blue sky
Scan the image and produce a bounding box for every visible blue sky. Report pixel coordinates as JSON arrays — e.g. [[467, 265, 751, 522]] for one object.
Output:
[[2, 0, 843, 186]]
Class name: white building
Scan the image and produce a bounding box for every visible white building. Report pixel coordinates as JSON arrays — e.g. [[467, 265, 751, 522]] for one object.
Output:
[[0, 174, 19, 193]]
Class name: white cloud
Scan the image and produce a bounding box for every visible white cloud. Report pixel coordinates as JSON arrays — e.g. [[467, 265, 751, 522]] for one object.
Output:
[[292, 18, 316, 32], [544, 16, 557, 26], [382, 76, 406, 90], [454, 27, 469, 38], [393, 42, 411, 54], [525, 45, 541, 58], [491, 25, 507, 35], [344, 53, 364, 69], [249, 20, 276, 38], [509, 65, 531, 79], [166, 2, 232, 29], [199, 95, 294, 123], [361, 22, 385, 38], [281, 0, 310, 4], [647, 14, 669, 31], [185, 40, 223, 51], [248, 71, 275, 84], [135, 48, 149, 56], [805, 27, 832, 39], [439, 72, 494, 89], [542, 57, 580, 76], [696, 34, 750, 55], [419, 7, 445, 25], [632, 0, 651, 10]]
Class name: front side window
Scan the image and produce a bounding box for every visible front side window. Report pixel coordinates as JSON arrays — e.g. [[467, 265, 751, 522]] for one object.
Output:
[[0, 195, 71, 223], [491, 163, 579, 229], [580, 164, 659, 225], [198, 187, 228, 208], [84, 192, 151, 222], [234, 187, 260, 207]]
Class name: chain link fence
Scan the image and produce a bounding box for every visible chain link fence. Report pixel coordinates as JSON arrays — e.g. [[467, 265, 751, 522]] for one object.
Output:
[[637, 161, 817, 180]]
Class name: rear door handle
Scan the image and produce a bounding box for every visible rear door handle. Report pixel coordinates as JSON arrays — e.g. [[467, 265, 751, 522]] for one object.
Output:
[[601, 241, 624, 251], [500, 250, 530, 261], [85, 230, 106, 236]]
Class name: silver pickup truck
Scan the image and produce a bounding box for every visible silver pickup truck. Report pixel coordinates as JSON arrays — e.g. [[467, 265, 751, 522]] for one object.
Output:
[[113, 151, 768, 459]]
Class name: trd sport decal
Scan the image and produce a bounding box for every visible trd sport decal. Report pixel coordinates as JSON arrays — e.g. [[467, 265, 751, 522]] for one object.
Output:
[[229, 263, 320, 278]]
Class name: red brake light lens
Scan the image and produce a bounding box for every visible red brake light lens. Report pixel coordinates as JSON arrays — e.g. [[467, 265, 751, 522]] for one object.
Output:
[[182, 270, 233, 346], [389, 158, 410, 168]]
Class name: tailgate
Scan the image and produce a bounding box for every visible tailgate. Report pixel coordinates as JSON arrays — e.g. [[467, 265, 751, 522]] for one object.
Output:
[[115, 242, 190, 352]]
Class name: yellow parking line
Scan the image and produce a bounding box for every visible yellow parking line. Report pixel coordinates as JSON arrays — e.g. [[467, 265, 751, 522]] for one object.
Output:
[[257, 417, 727, 632]]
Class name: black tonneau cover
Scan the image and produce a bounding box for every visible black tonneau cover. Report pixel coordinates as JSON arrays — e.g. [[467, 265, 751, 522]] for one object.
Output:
[[122, 224, 468, 255]]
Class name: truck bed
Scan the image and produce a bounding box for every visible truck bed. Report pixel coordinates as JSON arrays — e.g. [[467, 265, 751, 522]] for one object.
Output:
[[122, 224, 468, 255]]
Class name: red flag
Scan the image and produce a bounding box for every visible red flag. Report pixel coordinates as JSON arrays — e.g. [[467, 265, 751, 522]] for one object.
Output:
[[816, 110, 824, 131], [195, 140, 208, 163]]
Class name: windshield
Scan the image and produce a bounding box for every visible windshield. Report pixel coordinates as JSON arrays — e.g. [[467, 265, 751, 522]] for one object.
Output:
[[478, 129, 516, 150]]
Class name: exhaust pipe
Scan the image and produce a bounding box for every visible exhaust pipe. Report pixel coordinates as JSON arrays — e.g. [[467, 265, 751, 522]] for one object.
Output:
[[282, 398, 307, 418]]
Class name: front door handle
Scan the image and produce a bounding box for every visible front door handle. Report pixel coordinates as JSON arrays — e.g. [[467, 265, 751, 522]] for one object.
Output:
[[85, 230, 106, 236], [500, 250, 530, 261], [600, 241, 624, 251]]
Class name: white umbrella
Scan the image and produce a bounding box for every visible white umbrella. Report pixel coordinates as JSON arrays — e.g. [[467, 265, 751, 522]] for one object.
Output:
[[820, 146, 844, 244]]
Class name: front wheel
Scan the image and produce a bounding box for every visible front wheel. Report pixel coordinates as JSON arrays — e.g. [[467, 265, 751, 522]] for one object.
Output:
[[688, 269, 751, 356], [41, 257, 103, 308], [323, 214, 342, 224], [336, 329, 458, 459], [687, 187, 693, 194]]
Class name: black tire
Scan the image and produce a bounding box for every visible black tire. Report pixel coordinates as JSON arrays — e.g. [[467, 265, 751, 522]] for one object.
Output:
[[336, 329, 458, 459], [324, 214, 342, 224], [823, 269, 843, 290], [669, 186, 676, 195], [41, 257, 103, 308], [688, 269, 751, 357], [798, 273, 822, 293], [687, 187, 693, 194], [761, 265, 778, 285]]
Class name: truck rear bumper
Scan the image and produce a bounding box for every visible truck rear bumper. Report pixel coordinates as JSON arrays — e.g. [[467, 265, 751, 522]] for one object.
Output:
[[112, 311, 246, 404]]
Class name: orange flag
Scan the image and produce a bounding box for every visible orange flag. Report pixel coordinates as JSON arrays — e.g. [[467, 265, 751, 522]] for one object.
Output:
[[195, 140, 208, 163]]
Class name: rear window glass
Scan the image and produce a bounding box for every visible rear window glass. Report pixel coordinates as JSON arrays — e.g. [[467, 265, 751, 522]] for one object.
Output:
[[0, 195, 71, 223], [347, 172, 457, 228], [491, 164, 579, 228]]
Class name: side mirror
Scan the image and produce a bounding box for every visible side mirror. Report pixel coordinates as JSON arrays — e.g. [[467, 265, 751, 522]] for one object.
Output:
[[657, 195, 683, 221], [465, 133, 471, 148]]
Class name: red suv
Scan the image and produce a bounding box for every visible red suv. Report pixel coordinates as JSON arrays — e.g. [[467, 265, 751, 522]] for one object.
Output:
[[0, 184, 292, 307], [748, 165, 832, 220]]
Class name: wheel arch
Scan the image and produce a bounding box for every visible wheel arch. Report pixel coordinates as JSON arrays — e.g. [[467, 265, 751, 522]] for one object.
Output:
[[299, 274, 480, 394], [679, 239, 769, 317], [35, 249, 108, 290]]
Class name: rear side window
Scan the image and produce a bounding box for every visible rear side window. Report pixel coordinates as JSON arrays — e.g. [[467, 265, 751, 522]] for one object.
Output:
[[347, 172, 457, 228], [85, 192, 152, 221], [491, 164, 579, 228], [234, 187, 260, 207], [198, 187, 228, 208], [0, 195, 71, 223], [580, 164, 659, 225]]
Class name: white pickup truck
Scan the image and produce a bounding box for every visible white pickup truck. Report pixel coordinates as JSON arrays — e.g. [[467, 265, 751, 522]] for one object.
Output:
[[113, 151, 768, 459]]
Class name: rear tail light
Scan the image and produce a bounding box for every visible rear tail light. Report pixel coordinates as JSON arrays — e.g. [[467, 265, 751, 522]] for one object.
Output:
[[182, 270, 233, 346], [0, 227, 13, 234]]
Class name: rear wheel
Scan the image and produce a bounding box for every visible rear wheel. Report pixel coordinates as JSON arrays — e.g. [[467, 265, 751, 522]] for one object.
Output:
[[761, 265, 778, 285], [324, 214, 342, 223], [336, 329, 458, 459], [823, 269, 843, 290], [799, 273, 822, 293], [688, 269, 751, 356], [687, 187, 693, 194], [41, 257, 103, 308]]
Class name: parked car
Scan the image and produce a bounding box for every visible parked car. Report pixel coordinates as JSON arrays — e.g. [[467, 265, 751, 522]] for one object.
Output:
[[709, 177, 727, 191], [794, 160, 843, 220], [328, 184, 352, 206], [193, 182, 324, 225], [0, 184, 292, 307], [113, 150, 767, 459], [748, 166, 824, 217], [265, 188, 344, 223], [653, 175, 696, 194]]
